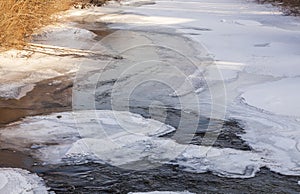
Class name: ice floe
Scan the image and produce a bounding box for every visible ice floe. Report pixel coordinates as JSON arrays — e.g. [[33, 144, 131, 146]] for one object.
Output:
[[0, 110, 265, 178], [0, 168, 48, 194]]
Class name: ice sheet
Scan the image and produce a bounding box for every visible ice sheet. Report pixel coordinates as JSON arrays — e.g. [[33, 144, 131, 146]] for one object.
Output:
[[0, 168, 48, 194], [241, 77, 300, 117], [0, 110, 264, 178]]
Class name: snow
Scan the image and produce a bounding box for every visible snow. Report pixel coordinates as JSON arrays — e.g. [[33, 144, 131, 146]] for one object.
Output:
[[0, 168, 48, 194], [242, 78, 300, 117], [33, 25, 98, 50], [97, 14, 194, 26]]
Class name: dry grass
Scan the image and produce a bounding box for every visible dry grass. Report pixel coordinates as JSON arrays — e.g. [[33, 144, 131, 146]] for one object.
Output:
[[0, 0, 86, 50], [256, 0, 300, 15]]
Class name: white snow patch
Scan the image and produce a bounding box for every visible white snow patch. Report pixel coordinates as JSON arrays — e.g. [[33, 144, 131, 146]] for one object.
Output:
[[242, 78, 300, 117], [0, 50, 77, 99], [120, 0, 155, 7], [33, 25, 97, 50], [234, 19, 263, 26], [0, 168, 48, 194], [98, 14, 194, 26]]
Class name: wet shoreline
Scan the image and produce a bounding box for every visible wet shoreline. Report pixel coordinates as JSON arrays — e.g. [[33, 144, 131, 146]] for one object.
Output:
[[0, 75, 73, 127]]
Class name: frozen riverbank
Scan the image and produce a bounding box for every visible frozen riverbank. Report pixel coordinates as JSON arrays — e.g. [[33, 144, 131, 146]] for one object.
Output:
[[1, 0, 300, 193]]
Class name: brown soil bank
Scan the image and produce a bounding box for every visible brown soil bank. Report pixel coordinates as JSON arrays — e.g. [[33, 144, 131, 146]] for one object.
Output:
[[256, 0, 300, 15]]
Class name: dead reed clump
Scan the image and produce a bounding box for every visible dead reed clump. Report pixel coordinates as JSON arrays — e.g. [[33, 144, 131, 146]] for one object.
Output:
[[0, 0, 78, 50], [256, 0, 300, 15]]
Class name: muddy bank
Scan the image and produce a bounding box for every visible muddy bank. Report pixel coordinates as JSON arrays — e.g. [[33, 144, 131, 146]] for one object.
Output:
[[0, 149, 34, 170], [0, 75, 73, 127]]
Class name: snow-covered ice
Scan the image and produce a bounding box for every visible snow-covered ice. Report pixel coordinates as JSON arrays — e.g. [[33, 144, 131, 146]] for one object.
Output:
[[242, 77, 300, 117], [0, 168, 48, 194], [33, 25, 98, 50], [0, 110, 265, 178], [0, 25, 100, 99]]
